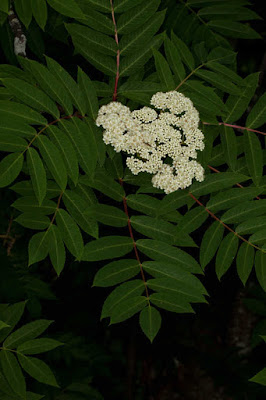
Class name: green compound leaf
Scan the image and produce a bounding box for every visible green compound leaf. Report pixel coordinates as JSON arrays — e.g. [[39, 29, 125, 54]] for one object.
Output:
[[189, 172, 250, 197], [56, 209, 84, 260], [47, 0, 85, 19], [36, 136, 67, 191], [47, 126, 79, 186], [0, 351, 26, 399], [46, 57, 87, 117], [221, 200, 266, 224], [149, 292, 195, 314], [85, 204, 127, 227], [4, 320, 53, 349], [244, 130, 263, 187], [28, 231, 50, 266], [236, 242, 255, 286], [110, 296, 147, 324], [27, 147, 47, 205], [101, 279, 145, 319], [136, 239, 203, 274], [0, 153, 24, 188], [18, 354, 59, 387], [200, 221, 224, 269], [82, 236, 134, 261], [18, 338, 63, 355], [215, 233, 239, 280], [93, 259, 140, 287], [255, 251, 266, 292], [117, 0, 160, 34], [32, 0, 47, 30], [153, 49, 175, 90], [15, 213, 50, 231], [2, 78, 59, 118], [48, 225, 66, 276], [206, 187, 262, 212], [63, 190, 98, 238], [77, 67, 98, 119], [131, 216, 178, 245], [139, 306, 161, 343]]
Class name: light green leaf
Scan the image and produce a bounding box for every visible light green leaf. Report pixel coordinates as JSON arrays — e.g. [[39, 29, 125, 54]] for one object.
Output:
[[27, 148, 47, 205], [4, 320, 53, 349], [120, 11, 165, 55], [215, 233, 239, 280], [80, 171, 125, 201], [117, 0, 160, 33], [48, 225, 66, 276], [77, 68, 98, 119], [0, 134, 27, 152], [255, 251, 266, 291], [0, 101, 46, 126], [250, 368, 266, 386], [47, 126, 79, 185], [0, 153, 24, 188], [136, 239, 203, 274], [85, 204, 127, 227], [12, 196, 57, 215], [149, 292, 194, 313], [0, 351, 26, 399], [207, 20, 261, 39], [28, 231, 50, 266], [236, 216, 266, 235], [189, 172, 250, 197], [56, 209, 84, 260], [82, 236, 133, 261], [177, 206, 208, 234], [164, 36, 186, 84], [171, 31, 195, 71], [110, 296, 147, 324], [32, 0, 47, 30], [2, 78, 59, 118], [63, 190, 98, 238], [14, 0, 32, 28], [221, 200, 266, 224], [206, 187, 262, 212], [225, 72, 259, 123], [45, 57, 87, 116], [36, 136, 67, 190], [93, 259, 139, 287], [236, 242, 254, 286], [47, 0, 85, 19], [195, 69, 240, 94], [244, 130, 263, 186], [15, 213, 50, 230], [18, 354, 59, 387], [220, 126, 237, 170], [18, 338, 63, 355], [101, 279, 145, 319], [139, 306, 161, 343]]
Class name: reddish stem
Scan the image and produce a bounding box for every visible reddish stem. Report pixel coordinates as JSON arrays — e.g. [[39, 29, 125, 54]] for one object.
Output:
[[119, 179, 149, 299], [110, 0, 120, 101], [203, 121, 266, 136]]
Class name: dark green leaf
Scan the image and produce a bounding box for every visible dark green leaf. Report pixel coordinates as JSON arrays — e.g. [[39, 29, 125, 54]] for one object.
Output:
[[153, 49, 175, 90], [0, 134, 27, 152], [215, 233, 239, 279], [18, 354, 59, 387], [4, 320, 53, 349], [48, 225, 66, 276], [12, 197, 57, 214], [82, 236, 133, 261], [56, 209, 84, 260], [15, 213, 50, 230], [18, 338, 63, 355], [206, 187, 262, 212], [93, 259, 140, 287], [117, 0, 160, 33], [77, 68, 98, 119], [221, 200, 266, 224], [32, 0, 47, 30], [27, 147, 47, 205], [47, 0, 85, 19], [80, 171, 125, 201], [0, 351, 26, 399], [110, 296, 147, 324], [139, 306, 161, 343], [0, 153, 24, 188], [236, 242, 254, 286], [149, 292, 194, 313], [255, 251, 266, 291], [244, 130, 263, 186], [85, 204, 127, 227], [28, 231, 50, 266]]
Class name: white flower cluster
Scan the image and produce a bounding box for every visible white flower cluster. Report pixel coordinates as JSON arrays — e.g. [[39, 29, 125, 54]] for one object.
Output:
[[96, 91, 205, 194]]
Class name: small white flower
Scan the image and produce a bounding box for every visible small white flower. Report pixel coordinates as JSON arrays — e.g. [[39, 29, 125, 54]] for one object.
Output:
[[96, 91, 205, 194]]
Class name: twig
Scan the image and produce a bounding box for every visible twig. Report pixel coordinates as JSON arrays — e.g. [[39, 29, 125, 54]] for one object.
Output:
[[110, 0, 120, 101], [8, 4, 27, 57]]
